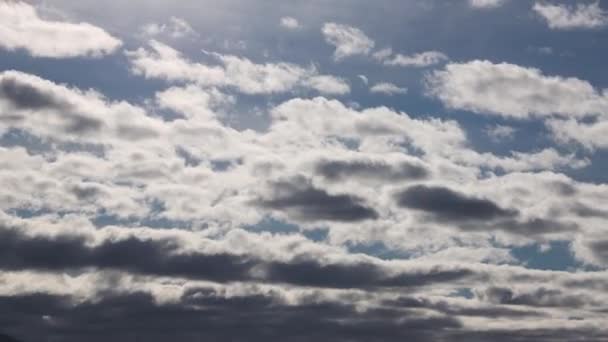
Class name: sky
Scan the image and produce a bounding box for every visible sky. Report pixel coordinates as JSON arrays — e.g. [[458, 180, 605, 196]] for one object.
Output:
[[1, 0, 608, 341]]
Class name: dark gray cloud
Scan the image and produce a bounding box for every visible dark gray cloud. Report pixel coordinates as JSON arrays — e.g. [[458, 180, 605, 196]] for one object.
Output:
[[265, 258, 473, 289], [384, 296, 545, 318], [0, 227, 471, 289], [482, 286, 589, 308], [0, 290, 462, 342], [0, 333, 22, 342], [571, 203, 608, 219], [256, 177, 379, 222], [585, 239, 608, 264], [394, 185, 577, 235], [315, 159, 429, 182], [0, 74, 103, 135], [63, 114, 103, 135], [395, 185, 517, 221], [494, 218, 578, 235], [0, 228, 256, 283], [116, 123, 160, 140], [448, 329, 608, 342], [69, 183, 104, 201], [0, 76, 71, 112], [1, 289, 603, 342]]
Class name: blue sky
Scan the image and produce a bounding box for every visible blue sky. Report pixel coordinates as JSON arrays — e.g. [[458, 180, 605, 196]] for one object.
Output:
[[1, 1, 608, 341]]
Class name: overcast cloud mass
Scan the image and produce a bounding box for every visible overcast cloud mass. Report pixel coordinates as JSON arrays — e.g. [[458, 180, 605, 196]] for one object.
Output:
[[1, 0, 608, 341]]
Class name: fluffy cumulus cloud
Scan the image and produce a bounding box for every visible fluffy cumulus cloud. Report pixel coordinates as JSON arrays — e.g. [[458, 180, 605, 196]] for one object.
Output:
[[1, 1, 608, 341], [0, 1, 121, 58], [322, 22, 375, 60], [427, 60, 608, 119], [533, 1, 608, 30], [427, 60, 608, 150]]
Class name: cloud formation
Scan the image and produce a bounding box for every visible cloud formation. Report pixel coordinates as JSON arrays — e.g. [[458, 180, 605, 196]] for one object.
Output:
[[1, 1, 608, 340], [426, 60, 608, 119], [533, 2, 608, 30], [127, 40, 349, 95], [255, 177, 379, 222], [395, 185, 517, 221], [0, 1, 121, 58], [322, 23, 375, 60]]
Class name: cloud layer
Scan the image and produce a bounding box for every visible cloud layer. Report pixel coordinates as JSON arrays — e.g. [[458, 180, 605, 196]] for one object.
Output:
[[0, 0, 607, 341]]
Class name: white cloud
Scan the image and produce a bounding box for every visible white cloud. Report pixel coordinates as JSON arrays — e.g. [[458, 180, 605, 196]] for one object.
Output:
[[357, 75, 369, 85], [2, 69, 606, 338], [140, 16, 197, 39], [0, 1, 121, 58], [322, 23, 375, 61], [155, 85, 233, 121], [426, 60, 608, 119], [377, 50, 448, 68], [280, 16, 301, 30], [469, 0, 508, 9], [547, 118, 608, 150], [370, 82, 408, 95], [3, 2, 608, 337], [533, 2, 608, 30], [127, 40, 349, 95], [485, 124, 516, 142], [0, 70, 166, 143], [372, 48, 393, 61], [303, 75, 351, 95]]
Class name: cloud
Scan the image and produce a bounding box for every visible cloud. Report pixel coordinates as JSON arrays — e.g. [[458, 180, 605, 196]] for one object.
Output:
[[0, 74, 73, 111], [302, 75, 351, 95], [322, 23, 375, 61], [2, 53, 608, 341], [573, 235, 608, 267], [2, 266, 607, 341], [494, 218, 578, 236], [370, 82, 408, 95], [279, 16, 300, 30], [547, 118, 608, 150], [266, 260, 473, 288], [0, 289, 465, 342], [484, 124, 516, 142], [155, 84, 233, 121], [0, 70, 166, 143], [255, 176, 379, 222], [381, 51, 448, 68], [482, 286, 588, 308], [0, 1, 121, 58], [426, 60, 608, 119], [140, 16, 197, 39], [533, 2, 608, 30], [469, 0, 508, 9], [0, 334, 21, 342], [127, 40, 349, 95], [0, 220, 482, 290], [394, 185, 517, 221], [315, 158, 429, 182], [268, 96, 585, 173]]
